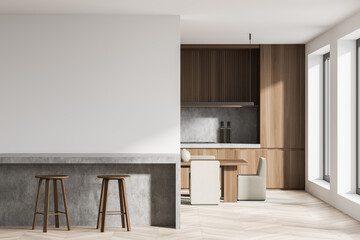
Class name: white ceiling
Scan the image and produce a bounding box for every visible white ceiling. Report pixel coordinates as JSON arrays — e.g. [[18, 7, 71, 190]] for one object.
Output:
[[0, 0, 360, 44]]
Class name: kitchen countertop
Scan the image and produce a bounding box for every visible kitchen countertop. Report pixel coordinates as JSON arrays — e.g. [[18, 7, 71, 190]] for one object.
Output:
[[181, 143, 261, 149]]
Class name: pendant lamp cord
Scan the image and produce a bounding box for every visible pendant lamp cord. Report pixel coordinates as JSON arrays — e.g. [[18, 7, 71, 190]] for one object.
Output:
[[249, 33, 252, 102]]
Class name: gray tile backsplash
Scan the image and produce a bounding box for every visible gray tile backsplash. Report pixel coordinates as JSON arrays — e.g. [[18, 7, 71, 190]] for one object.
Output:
[[181, 107, 259, 143]]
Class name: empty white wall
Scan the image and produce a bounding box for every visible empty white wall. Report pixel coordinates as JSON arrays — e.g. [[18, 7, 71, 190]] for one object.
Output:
[[0, 15, 180, 153], [337, 39, 357, 194], [306, 12, 360, 221]]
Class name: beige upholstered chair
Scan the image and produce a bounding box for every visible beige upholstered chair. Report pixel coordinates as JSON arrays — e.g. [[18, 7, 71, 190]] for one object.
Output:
[[190, 160, 220, 205], [237, 157, 266, 201]]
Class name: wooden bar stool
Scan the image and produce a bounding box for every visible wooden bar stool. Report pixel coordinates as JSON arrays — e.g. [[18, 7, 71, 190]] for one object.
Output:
[[32, 175, 71, 233], [96, 175, 131, 232]]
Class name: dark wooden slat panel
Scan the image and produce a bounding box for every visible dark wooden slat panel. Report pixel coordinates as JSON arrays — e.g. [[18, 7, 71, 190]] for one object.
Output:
[[181, 48, 260, 104], [251, 49, 260, 105], [198, 50, 211, 102], [182, 44, 260, 50], [180, 50, 195, 102]]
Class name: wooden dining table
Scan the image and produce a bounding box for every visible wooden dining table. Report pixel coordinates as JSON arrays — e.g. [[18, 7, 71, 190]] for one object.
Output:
[[181, 159, 247, 202]]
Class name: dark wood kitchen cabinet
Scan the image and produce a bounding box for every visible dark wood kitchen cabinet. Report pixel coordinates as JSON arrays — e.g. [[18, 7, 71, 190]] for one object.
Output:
[[181, 45, 260, 105]]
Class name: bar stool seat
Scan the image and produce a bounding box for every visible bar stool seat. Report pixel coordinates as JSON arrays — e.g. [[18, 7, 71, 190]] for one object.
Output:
[[97, 175, 131, 232], [97, 175, 130, 180], [35, 175, 69, 179], [32, 175, 71, 232]]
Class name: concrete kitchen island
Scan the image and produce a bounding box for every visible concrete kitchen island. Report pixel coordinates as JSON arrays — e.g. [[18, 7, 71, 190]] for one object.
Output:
[[0, 154, 180, 229]]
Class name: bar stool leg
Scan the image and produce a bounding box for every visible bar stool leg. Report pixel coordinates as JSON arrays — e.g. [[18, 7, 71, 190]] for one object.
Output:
[[101, 179, 109, 232], [96, 179, 105, 229], [118, 180, 126, 228], [43, 179, 50, 233], [53, 180, 60, 228], [60, 179, 71, 231], [121, 179, 131, 231], [32, 179, 42, 230]]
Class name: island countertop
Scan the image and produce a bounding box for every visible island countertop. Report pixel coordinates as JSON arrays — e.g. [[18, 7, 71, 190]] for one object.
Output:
[[0, 153, 179, 164]]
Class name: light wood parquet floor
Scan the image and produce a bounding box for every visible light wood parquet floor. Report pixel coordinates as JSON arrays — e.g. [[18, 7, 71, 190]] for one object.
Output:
[[1, 190, 360, 239]]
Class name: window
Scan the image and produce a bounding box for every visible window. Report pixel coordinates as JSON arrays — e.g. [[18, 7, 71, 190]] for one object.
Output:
[[323, 52, 330, 182], [357, 39, 360, 194]]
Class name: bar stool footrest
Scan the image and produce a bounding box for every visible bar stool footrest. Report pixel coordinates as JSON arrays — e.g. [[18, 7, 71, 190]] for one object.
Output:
[[99, 211, 125, 215], [36, 211, 66, 216]]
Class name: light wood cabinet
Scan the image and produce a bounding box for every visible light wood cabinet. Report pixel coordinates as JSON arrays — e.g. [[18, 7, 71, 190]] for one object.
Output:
[[181, 148, 305, 190], [265, 149, 305, 189], [186, 149, 218, 158], [181, 167, 190, 189], [260, 45, 305, 149], [265, 150, 285, 188]]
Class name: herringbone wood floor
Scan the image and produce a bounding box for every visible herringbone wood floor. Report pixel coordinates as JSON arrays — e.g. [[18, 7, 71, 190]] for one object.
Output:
[[1, 190, 360, 239]]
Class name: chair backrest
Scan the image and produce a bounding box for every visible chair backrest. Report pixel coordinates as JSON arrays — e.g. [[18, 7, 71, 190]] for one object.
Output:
[[190, 160, 220, 178], [190, 160, 220, 204], [256, 157, 266, 177]]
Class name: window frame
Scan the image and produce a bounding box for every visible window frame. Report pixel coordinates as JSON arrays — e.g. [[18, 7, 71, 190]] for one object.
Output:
[[323, 52, 330, 182], [357, 39, 360, 194]]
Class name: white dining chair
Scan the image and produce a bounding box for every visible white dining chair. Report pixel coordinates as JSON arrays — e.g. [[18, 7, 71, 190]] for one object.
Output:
[[190, 160, 220, 205], [237, 157, 266, 201]]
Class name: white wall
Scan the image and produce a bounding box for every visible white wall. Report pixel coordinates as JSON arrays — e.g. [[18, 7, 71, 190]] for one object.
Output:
[[0, 15, 180, 153], [306, 12, 360, 221], [337, 39, 357, 194]]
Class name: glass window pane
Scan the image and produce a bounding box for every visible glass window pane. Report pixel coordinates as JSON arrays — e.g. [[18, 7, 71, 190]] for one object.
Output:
[[324, 53, 330, 182]]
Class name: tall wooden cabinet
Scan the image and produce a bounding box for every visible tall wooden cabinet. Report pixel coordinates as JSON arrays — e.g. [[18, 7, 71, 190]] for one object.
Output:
[[259, 44, 305, 189], [260, 45, 305, 149]]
